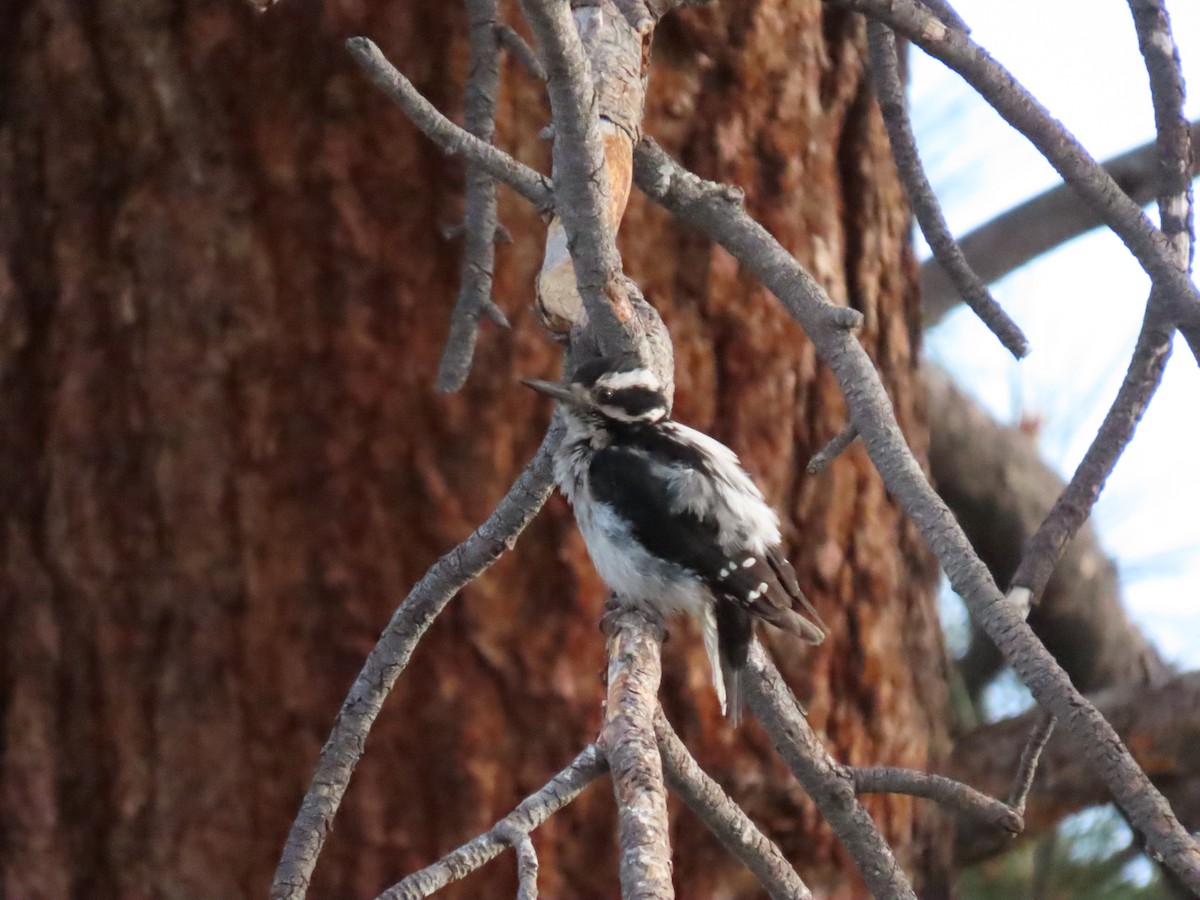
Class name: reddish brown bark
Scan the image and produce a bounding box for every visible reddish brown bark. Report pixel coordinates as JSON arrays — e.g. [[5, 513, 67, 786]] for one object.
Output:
[[0, 1, 944, 897]]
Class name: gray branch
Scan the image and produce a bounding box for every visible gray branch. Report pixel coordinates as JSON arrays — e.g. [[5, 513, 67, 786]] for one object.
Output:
[[437, 0, 511, 394], [600, 607, 675, 899], [1008, 713, 1055, 816], [519, 0, 646, 359], [830, 0, 1200, 352], [921, 120, 1200, 326], [866, 20, 1028, 358], [850, 767, 1022, 834], [807, 422, 859, 475], [376, 745, 605, 900], [926, 365, 1168, 699], [496, 22, 547, 80], [743, 643, 917, 899], [270, 425, 562, 900], [346, 36, 554, 213], [632, 136, 1200, 892], [655, 710, 812, 900]]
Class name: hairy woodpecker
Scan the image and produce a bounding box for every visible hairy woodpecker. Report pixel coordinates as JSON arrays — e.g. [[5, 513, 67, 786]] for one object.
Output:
[[523, 355, 825, 722]]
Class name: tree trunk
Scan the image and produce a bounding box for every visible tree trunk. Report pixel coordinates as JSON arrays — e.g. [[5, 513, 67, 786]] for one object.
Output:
[[0, 1, 945, 897]]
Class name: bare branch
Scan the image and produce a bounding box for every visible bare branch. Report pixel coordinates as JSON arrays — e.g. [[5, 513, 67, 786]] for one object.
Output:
[[1008, 713, 1055, 816], [829, 0, 1200, 338], [925, 366, 1168, 698], [600, 607, 674, 899], [1127, 0, 1195, 268], [806, 423, 859, 475], [953, 673, 1200, 865], [493, 822, 540, 900], [654, 710, 812, 900], [865, 20, 1028, 358], [376, 745, 606, 900], [1009, 301, 1173, 600], [850, 766, 1022, 834], [1127, 0, 1198, 366], [1009, 0, 1196, 655], [496, 22, 547, 80], [270, 425, 562, 900], [519, 0, 644, 357], [921, 120, 1200, 326], [743, 643, 918, 899], [346, 36, 554, 212], [436, 0, 509, 394], [633, 137, 1200, 891]]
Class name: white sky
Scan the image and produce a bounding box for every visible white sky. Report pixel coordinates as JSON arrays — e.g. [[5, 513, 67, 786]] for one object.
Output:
[[911, 0, 1200, 670]]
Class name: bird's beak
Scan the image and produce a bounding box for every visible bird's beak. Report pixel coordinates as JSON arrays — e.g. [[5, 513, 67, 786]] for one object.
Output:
[[521, 378, 583, 406]]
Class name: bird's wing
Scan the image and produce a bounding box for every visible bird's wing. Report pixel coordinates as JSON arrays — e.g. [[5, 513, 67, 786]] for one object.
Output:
[[589, 445, 821, 644]]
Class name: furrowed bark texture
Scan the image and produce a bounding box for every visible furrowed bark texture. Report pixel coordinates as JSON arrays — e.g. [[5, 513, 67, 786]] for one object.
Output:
[[0, 1, 943, 896]]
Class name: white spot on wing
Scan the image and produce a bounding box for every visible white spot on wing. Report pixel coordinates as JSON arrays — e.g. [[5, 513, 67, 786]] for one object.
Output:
[[742, 557, 755, 568]]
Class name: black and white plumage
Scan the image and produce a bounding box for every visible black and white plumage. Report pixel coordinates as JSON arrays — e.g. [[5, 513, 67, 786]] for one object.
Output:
[[523, 355, 825, 722]]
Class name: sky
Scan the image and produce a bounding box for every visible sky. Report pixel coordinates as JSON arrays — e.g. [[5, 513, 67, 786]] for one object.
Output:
[[909, 0, 1200, 672]]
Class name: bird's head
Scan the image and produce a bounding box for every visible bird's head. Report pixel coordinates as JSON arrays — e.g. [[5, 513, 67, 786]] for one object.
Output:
[[522, 355, 669, 425]]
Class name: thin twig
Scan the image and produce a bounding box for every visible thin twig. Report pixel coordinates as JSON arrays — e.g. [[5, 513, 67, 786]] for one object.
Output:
[[493, 822, 540, 900], [807, 423, 859, 474], [866, 20, 1028, 358], [496, 22, 547, 80], [743, 643, 918, 900], [633, 137, 1200, 892], [346, 36, 554, 212], [600, 607, 675, 899], [270, 425, 562, 900], [1009, 281, 1173, 600], [828, 0, 1200, 344], [850, 767, 1022, 833], [376, 745, 605, 900], [920, 120, 1200, 325], [1008, 713, 1055, 816], [654, 710, 812, 900], [436, 0, 509, 394]]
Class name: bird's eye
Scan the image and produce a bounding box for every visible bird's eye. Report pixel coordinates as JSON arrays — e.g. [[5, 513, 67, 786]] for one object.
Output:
[[597, 388, 614, 402]]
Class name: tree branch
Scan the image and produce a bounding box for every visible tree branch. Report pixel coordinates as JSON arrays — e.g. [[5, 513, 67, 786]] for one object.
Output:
[[1008, 713, 1055, 816], [1009, 297, 1173, 600], [270, 425, 562, 900], [806, 422, 859, 475], [346, 36, 554, 212], [920, 120, 1200, 326], [1126, 0, 1195, 270], [600, 607, 674, 899], [829, 0, 1200, 342], [654, 710, 812, 900], [520, 0, 644, 357], [925, 366, 1168, 698], [376, 745, 606, 900], [496, 22, 547, 81], [436, 0, 511, 394], [633, 137, 1200, 891], [743, 643, 918, 899], [866, 20, 1028, 358], [850, 767, 1021, 834], [952, 673, 1200, 865]]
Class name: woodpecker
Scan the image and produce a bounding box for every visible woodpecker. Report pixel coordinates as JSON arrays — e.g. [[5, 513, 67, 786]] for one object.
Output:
[[523, 355, 825, 722]]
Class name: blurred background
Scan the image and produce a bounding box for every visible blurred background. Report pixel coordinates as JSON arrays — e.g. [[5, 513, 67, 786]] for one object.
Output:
[[914, 2, 1200, 894]]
